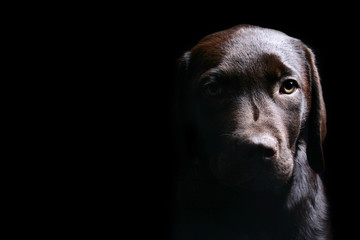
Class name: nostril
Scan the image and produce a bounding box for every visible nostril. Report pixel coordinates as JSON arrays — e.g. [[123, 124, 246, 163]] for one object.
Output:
[[262, 147, 276, 160]]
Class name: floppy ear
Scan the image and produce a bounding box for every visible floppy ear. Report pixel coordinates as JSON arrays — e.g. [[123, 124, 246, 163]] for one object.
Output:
[[304, 46, 327, 173], [173, 52, 198, 162], [175, 51, 192, 122], [177, 51, 192, 86]]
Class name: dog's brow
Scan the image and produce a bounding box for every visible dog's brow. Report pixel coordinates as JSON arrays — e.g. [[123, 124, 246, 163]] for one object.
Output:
[[199, 68, 222, 82], [278, 64, 303, 82]]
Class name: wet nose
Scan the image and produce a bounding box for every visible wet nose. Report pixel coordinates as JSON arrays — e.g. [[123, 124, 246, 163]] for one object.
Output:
[[236, 135, 278, 162]]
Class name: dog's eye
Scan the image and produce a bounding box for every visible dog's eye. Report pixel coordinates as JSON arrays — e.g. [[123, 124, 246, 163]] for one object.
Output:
[[280, 80, 298, 94], [203, 82, 222, 97]]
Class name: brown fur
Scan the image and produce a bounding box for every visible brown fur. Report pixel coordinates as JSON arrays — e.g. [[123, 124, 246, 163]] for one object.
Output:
[[173, 25, 331, 239]]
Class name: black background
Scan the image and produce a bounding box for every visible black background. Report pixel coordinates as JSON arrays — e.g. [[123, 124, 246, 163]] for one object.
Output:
[[99, 7, 359, 240], [15, 4, 359, 240]]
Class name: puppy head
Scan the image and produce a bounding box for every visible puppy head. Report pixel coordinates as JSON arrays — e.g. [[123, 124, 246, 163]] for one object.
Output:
[[177, 25, 326, 190]]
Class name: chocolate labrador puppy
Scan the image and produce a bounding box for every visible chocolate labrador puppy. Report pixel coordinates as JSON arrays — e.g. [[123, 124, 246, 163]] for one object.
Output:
[[173, 25, 331, 239]]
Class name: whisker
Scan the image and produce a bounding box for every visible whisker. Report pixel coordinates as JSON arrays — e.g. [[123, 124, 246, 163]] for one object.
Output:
[[220, 132, 235, 138]]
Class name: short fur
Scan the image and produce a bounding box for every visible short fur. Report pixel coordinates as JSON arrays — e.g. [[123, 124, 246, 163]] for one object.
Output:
[[172, 25, 331, 239]]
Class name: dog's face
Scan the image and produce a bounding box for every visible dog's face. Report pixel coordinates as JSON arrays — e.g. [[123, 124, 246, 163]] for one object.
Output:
[[178, 25, 326, 190]]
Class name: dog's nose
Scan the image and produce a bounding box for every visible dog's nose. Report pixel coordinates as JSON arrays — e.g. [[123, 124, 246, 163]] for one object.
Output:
[[236, 135, 278, 162]]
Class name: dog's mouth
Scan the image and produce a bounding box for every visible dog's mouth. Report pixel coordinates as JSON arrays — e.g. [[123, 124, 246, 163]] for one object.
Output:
[[210, 146, 294, 189]]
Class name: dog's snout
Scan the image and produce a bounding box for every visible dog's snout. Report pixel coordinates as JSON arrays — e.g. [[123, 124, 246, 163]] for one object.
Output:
[[235, 135, 278, 162]]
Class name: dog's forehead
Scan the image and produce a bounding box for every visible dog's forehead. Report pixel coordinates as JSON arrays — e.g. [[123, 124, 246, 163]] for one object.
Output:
[[225, 28, 301, 70], [191, 26, 305, 80]]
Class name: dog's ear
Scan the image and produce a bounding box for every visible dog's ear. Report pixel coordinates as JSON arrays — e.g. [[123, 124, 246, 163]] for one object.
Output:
[[177, 51, 191, 81], [174, 51, 198, 162], [176, 51, 192, 119], [175, 51, 192, 130], [303, 46, 327, 173]]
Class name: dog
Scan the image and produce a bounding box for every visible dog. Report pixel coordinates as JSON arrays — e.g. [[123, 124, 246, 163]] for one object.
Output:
[[172, 25, 331, 239]]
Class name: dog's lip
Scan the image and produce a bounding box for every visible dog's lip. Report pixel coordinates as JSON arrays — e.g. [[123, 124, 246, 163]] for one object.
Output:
[[213, 147, 293, 188], [219, 163, 292, 189]]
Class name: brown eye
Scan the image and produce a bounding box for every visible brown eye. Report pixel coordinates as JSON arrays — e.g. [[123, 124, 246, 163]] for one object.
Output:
[[280, 80, 298, 94], [203, 82, 222, 96]]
